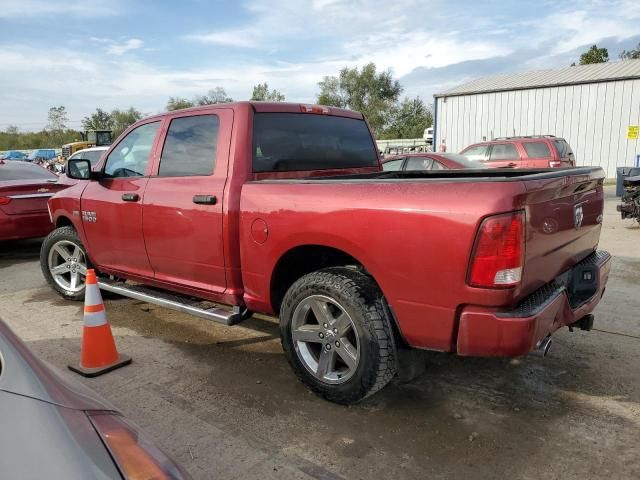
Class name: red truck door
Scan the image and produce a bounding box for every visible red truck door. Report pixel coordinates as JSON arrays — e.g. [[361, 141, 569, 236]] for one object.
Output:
[[80, 120, 162, 276], [142, 109, 232, 293]]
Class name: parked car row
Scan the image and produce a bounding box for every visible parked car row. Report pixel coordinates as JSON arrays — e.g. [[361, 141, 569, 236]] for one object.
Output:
[[0, 146, 109, 241], [379, 135, 576, 172], [460, 135, 575, 169]]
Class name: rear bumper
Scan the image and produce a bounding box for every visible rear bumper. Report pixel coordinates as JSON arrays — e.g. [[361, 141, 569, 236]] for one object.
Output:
[[456, 250, 611, 356]]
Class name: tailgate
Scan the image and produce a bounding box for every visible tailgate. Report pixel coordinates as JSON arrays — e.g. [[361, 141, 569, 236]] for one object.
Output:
[[520, 169, 605, 296], [0, 180, 63, 215]]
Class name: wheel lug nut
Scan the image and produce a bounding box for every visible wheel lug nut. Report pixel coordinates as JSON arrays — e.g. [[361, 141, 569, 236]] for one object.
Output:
[[326, 344, 331, 350], [335, 341, 340, 347], [319, 332, 324, 338], [323, 323, 328, 328], [333, 328, 337, 333]]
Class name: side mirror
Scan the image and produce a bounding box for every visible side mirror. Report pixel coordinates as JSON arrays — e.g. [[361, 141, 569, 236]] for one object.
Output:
[[66, 159, 92, 180]]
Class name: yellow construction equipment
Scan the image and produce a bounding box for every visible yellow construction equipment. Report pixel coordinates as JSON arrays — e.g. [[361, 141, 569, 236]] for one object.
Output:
[[62, 130, 112, 158]]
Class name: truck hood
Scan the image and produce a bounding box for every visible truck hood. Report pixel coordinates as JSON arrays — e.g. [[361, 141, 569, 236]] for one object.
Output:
[[0, 318, 118, 412]]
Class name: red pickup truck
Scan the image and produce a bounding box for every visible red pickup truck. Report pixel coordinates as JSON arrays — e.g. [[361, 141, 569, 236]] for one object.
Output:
[[41, 102, 611, 404]]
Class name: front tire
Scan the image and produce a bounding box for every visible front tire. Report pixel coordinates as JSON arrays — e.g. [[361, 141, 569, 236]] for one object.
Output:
[[40, 226, 90, 301], [280, 267, 397, 404]]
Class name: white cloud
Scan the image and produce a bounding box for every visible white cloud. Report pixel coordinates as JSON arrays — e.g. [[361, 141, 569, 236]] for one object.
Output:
[[105, 38, 144, 56], [2, 0, 640, 130]]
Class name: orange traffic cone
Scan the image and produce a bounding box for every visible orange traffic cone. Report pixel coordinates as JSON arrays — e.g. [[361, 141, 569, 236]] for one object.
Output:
[[68, 269, 131, 377]]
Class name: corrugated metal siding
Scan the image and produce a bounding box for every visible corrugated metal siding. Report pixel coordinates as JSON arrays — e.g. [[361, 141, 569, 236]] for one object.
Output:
[[436, 59, 640, 97], [434, 79, 640, 177]]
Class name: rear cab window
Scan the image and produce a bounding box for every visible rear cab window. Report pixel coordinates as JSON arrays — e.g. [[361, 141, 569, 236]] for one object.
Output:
[[0, 163, 57, 181], [522, 141, 552, 158], [252, 113, 378, 172]]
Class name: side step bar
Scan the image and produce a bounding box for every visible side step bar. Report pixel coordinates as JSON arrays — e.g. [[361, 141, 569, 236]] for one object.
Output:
[[97, 278, 249, 326]]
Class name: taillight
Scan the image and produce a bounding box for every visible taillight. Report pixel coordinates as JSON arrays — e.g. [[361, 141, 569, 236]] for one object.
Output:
[[469, 211, 525, 288], [90, 413, 191, 480], [300, 104, 329, 114], [0, 196, 11, 205], [549, 160, 561, 168]]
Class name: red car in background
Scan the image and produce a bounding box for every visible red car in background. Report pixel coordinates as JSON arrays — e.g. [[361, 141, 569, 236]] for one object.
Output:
[[0, 160, 68, 241], [382, 152, 483, 171], [460, 136, 575, 169]]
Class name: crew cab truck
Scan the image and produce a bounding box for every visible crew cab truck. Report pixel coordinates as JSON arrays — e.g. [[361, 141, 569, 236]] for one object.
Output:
[[41, 102, 611, 404]]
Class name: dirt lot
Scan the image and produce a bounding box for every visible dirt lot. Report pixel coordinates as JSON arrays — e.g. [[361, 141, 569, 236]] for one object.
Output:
[[1, 185, 638, 480]]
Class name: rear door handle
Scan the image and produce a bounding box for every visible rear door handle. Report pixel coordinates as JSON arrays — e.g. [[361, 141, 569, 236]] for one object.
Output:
[[193, 195, 217, 205], [122, 193, 139, 202], [507, 163, 517, 168]]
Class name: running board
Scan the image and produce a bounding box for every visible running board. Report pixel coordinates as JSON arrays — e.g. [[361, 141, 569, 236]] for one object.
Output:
[[97, 278, 249, 326]]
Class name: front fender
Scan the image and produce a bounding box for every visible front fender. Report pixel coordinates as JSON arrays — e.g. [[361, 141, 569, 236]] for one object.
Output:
[[49, 183, 89, 248]]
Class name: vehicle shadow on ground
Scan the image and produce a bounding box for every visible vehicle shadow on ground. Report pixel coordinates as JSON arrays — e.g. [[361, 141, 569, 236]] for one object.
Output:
[[55, 292, 637, 479], [0, 238, 42, 264], [22, 323, 639, 480]]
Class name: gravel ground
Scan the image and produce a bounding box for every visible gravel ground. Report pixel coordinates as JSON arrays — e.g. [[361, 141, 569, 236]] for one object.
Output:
[[0, 185, 638, 480]]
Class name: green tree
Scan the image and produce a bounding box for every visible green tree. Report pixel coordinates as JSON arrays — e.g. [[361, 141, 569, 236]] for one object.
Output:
[[194, 87, 233, 105], [620, 42, 640, 60], [110, 107, 143, 137], [5, 125, 19, 135], [572, 44, 609, 66], [166, 97, 194, 111], [381, 97, 433, 139], [81, 108, 112, 130], [317, 63, 402, 135], [47, 106, 68, 131], [251, 83, 285, 101]]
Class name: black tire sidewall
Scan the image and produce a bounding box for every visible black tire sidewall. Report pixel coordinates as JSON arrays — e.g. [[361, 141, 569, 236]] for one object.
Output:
[[40, 226, 89, 301], [280, 268, 390, 404]]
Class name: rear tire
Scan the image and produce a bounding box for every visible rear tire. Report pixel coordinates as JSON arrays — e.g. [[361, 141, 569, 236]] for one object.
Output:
[[280, 267, 397, 404], [40, 226, 90, 301]]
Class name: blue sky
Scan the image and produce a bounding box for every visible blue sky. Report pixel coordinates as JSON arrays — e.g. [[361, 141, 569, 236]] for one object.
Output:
[[1, 0, 639, 130]]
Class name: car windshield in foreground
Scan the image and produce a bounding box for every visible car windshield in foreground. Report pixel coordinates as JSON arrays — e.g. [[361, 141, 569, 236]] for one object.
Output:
[[439, 153, 485, 168], [0, 162, 57, 181], [252, 113, 378, 172]]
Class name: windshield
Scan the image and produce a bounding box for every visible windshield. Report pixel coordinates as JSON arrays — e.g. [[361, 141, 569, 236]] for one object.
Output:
[[439, 153, 484, 168], [252, 113, 378, 172]]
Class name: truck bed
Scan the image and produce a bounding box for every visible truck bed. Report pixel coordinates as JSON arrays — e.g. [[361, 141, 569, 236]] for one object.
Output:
[[242, 166, 605, 349]]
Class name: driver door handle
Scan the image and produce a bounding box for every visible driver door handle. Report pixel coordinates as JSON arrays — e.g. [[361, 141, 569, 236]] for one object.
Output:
[[193, 195, 217, 205], [122, 193, 139, 202]]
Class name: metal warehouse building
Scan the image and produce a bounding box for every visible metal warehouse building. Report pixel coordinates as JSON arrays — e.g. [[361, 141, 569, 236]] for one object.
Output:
[[433, 59, 640, 177]]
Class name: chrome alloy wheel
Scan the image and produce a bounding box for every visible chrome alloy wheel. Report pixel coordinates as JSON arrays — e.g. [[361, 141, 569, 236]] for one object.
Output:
[[291, 294, 360, 384], [47, 239, 87, 293]]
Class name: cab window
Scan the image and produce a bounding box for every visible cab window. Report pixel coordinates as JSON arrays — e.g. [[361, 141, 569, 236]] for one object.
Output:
[[522, 142, 551, 158], [104, 122, 160, 178], [159, 115, 219, 177], [382, 159, 404, 171], [489, 144, 519, 161], [405, 157, 434, 171], [461, 145, 488, 161]]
